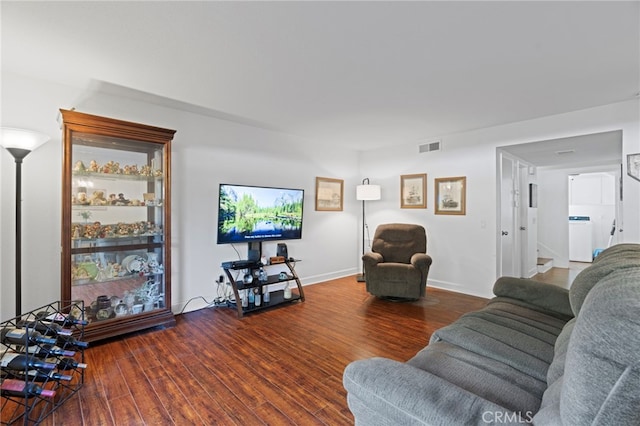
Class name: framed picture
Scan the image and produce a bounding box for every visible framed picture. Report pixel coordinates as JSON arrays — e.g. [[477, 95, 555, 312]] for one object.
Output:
[[400, 173, 427, 208], [435, 176, 466, 215], [315, 177, 344, 211], [627, 153, 640, 182]]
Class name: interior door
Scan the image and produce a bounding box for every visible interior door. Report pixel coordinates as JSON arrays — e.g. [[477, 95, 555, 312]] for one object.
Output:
[[500, 155, 516, 276], [520, 164, 537, 277]]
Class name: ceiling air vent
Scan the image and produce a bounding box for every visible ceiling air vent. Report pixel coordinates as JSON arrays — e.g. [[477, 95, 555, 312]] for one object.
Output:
[[419, 140, 441, 153]]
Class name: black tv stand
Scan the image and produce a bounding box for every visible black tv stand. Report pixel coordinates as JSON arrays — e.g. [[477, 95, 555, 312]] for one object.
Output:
[[221, 258, 304, 318], [221, 259, 262, 270]]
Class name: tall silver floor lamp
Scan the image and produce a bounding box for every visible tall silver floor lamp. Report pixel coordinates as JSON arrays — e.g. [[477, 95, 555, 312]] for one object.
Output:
[[356, 178, 381, 282], [1, 128, 50, 316]]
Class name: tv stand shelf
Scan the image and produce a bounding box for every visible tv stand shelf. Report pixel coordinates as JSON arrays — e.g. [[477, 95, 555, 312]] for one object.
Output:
[[222, 259, 304, 318]]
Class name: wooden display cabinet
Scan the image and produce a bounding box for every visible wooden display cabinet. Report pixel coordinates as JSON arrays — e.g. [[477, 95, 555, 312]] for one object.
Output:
[[60, 110, 176, 342]]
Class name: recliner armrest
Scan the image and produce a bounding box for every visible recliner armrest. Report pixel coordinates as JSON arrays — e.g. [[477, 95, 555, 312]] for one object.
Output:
[[493, 276, 573, 317], [362, 252, 384, 264], [411, 253, 432, 270]]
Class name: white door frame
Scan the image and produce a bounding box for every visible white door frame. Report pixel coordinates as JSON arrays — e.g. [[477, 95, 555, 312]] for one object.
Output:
[[497, 150, 535, 278]]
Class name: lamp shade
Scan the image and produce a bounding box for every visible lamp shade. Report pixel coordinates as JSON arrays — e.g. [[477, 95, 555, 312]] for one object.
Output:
[[1, 128, 50, 152], [356, 184, 381, 201]]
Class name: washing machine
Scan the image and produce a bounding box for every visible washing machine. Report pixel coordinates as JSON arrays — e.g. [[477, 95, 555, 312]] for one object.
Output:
[[569, 216, 593, 262]]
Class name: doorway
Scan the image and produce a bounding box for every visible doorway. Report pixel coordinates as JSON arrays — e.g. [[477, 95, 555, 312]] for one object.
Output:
[[497, 130, 623, 280], [497, 151, 536, 278]]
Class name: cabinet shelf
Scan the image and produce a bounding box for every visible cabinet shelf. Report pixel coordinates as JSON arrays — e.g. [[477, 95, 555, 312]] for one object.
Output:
[[72, 204, 163, 209], [72, 272, 163, 287], [72, 171, 164, 181], [72, 236, 163, 247]]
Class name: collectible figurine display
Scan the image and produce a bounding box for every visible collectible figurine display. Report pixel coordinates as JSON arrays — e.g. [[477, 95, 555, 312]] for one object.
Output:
[[72, 159, 162, 177]]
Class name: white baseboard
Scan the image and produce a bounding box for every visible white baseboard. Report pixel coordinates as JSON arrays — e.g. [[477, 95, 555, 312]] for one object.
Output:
[[427, 280, 494, 299]]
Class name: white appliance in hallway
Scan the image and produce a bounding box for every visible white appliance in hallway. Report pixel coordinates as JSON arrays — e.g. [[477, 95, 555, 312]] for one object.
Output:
[[569, 216, 593, 262]]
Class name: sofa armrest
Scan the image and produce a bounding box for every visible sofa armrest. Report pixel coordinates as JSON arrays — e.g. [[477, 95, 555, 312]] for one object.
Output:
[[493, 276, 573, 317], [411, 253, 433, 270], [343, 357, 521, 425]]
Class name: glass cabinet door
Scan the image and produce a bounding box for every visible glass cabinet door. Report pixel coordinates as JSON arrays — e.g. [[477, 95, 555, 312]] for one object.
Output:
[[61, 110, 176, 342]]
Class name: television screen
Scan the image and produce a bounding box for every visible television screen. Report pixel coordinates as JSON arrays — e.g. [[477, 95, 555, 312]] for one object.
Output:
[[217, 184, 304, 244]]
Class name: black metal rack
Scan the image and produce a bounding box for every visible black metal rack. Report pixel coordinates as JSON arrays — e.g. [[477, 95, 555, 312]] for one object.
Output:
[[1, 301, 86, 425], [222, 259, 305, 318]]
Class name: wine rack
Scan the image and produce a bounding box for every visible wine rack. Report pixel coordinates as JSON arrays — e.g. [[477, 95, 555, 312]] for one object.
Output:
[[1, 301, 86, 425]]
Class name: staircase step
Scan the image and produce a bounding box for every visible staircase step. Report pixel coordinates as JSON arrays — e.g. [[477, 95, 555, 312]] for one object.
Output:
[[537, 257, 553, 273]]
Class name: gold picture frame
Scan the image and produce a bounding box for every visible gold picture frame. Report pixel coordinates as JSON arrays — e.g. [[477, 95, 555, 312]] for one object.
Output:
[[435, 176, 466, 215], [400, 173, 427, 208], [315, 177, 344, 211]]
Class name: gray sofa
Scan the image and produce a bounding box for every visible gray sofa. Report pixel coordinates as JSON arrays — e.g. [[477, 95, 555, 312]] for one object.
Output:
[[343, 243, 640, 425]]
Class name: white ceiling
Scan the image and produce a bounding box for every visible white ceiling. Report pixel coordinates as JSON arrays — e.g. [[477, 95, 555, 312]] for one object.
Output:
[[501, 130, 623, 168], [2, 1, 639, 159]]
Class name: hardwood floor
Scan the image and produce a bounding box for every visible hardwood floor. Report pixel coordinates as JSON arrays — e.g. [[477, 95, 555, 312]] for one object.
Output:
[[531, 262, 590, 289], [7, 270, 573, 425]]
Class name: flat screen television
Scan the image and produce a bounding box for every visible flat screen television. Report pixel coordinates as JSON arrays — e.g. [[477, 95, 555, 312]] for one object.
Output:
[[217, 183, 304, 244]]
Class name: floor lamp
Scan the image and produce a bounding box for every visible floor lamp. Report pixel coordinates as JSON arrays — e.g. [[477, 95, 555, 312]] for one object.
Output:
[[356, 178, 381, 282], [1, 128, 50, 317]]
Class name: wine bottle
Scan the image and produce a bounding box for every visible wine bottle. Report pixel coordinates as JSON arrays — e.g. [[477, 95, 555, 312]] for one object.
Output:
[[254, 288, 262, 307], [16, 319, 73, 336], [1, 378, 56, 398], [12, 343, 76, 358], [1, 328, 57, 346], [55, 334, 89, 350], [0, 353, 56, 371], [55, 357, 87, 371], [283, 282, 292, 299], [35, 311, 88, 326], [4, 369, 72, 382]]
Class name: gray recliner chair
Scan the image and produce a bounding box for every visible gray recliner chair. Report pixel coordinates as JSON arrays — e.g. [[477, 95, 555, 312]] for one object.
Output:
[[362, 223, 432, 300]]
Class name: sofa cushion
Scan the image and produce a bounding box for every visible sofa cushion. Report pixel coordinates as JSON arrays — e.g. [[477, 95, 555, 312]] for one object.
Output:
[[493, 276, 572, 318], [592, 243, 640, 265], [561, 267, 640, 425], [569, 244, 640, 316], [545, 318, 576, 385], [408, 341, 545, 413], [344, 357, 525, 426], [430, 301, 568, 382]]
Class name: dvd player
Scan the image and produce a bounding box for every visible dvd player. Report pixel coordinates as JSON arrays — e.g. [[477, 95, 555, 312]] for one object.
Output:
[[221, 259, 262, 270]]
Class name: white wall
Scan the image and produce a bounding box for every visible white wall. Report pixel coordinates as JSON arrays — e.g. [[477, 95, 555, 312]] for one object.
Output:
[[2, 71, 639, 318], [537, 168, 571, 266], [1, 72, 360, 320], [360, 99, 640, 298]]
